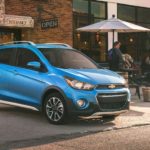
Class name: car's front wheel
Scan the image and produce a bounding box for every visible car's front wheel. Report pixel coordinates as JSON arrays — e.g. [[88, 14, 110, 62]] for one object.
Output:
[[44, 92, 67, 125]]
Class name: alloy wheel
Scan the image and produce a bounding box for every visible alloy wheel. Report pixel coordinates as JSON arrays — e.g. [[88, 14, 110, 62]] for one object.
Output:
[[46, 97, 64, 122]]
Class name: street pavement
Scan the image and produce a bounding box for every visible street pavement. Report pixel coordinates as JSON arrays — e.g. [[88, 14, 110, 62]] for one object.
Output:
[[15, 125, 150, 150], [0, 87, 150, 150]]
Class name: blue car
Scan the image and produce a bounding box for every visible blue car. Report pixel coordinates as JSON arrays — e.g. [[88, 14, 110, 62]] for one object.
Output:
[[0, 41, 130, 124]]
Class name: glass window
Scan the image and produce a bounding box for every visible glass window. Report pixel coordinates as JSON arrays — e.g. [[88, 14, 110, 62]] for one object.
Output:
[[73, 0, 88, 14], [73, 0, 107, 62], [91, 1, 106, 18], [17, 48, 40, 68], [138, 23, 150, 28], [0, 48, 14, 65], [137, 7, 150, 24], [0, 29, 21, 43], [40, 48, 98, 69], [93, 18, 105, 23], [73, 11, 89, 28], [118, 4, 150, 61], [118, 4, 136, 22]]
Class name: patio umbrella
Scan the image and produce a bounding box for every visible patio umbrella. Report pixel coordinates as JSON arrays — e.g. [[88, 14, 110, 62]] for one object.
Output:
[[77, 15, 150, 45]]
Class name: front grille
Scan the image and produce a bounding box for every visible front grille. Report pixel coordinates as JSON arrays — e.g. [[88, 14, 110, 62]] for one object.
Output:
[[96, 92, 128, 111], [96, 84, 125, 89]]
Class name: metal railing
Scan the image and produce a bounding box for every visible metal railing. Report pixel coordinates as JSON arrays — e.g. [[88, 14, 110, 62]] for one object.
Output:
[[44, 43, 72, 48]]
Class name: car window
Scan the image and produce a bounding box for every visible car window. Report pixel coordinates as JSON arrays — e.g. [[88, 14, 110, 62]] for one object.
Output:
[[39, 48, 98, 69], [16, 48, 40, 68], [0, 48, 16, 65]]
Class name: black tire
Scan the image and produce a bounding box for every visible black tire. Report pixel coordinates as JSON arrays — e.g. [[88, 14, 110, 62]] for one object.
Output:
[[44, 92, 67, 125]]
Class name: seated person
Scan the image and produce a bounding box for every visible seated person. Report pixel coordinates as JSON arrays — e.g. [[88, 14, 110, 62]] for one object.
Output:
[[122, 53, 134, 69]]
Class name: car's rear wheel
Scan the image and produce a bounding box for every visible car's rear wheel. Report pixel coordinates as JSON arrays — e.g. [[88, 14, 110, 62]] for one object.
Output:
[[44, 92, 67, 125]]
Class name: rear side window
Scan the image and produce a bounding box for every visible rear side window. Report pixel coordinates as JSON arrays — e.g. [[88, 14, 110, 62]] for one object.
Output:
[[0, 48, 15, 65]]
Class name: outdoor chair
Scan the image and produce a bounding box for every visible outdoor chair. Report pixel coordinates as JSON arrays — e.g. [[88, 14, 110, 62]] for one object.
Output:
[[120, 65, 141, 99]]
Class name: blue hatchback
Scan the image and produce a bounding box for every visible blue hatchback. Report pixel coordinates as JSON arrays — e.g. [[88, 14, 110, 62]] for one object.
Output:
[[0, 41, 130, 124]]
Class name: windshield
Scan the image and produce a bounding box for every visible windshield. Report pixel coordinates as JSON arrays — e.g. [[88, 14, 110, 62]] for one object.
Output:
[[39, 48, 98, 69]]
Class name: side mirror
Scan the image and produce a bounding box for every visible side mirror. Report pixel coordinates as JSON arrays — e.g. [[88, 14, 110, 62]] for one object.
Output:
[[27, 61, 41, 70]]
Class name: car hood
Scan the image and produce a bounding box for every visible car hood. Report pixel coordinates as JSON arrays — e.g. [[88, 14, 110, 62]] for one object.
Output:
[[56, 68, 125, 85]]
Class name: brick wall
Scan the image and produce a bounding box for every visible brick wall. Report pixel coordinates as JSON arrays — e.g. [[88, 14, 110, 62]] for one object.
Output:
[[5, 0, 73, 45]]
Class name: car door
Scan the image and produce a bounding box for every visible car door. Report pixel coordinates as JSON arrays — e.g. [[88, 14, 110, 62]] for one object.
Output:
[[8, 47, 48, 107], [0, 47, 17, 101]]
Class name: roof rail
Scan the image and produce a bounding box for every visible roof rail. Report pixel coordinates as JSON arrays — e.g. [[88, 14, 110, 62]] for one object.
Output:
[[0, 41, 36, 46], [45, 43, 72, 48]]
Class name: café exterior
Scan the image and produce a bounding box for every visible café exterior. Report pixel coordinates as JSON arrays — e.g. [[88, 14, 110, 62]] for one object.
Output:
[[0, 0, 150, 62]]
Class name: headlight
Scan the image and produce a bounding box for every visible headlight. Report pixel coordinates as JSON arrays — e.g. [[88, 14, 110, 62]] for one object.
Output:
[[65, 77, 95, 90]]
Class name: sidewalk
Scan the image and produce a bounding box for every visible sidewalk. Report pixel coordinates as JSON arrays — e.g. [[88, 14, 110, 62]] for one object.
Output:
[[115, 87, 150, 128], [129, 85, 150, 103]]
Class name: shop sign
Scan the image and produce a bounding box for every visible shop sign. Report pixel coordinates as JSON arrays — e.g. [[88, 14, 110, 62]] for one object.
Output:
[[4, 15, 34, 28], [41, 18, 58, 29], [0, 15, 34, 28]]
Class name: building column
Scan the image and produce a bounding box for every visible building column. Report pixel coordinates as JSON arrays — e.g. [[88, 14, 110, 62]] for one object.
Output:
[[107, 2, 118, 50], [0, 0, 5, 24]]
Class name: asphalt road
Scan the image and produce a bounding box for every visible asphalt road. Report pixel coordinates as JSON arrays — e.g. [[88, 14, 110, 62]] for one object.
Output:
[[16, 125, 150, 150]]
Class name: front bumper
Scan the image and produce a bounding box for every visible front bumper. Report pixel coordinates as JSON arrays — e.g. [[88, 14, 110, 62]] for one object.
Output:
[[68, 101, 129, 116], [66, 88, 130, 116]]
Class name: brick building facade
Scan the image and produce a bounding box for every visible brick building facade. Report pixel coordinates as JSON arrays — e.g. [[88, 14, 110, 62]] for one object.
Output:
[[1, 0, 73, 45]]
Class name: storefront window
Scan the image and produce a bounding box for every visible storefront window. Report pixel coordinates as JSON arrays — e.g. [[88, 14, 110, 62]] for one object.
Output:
[[0, 29, 21, 43], [91, 1, 106, 18], [73, 0, 88, 14], [73, 0, 107, 62], [137, 7, 150, 24], [118, 4, 150, 61], [118, 5, 136, 22]]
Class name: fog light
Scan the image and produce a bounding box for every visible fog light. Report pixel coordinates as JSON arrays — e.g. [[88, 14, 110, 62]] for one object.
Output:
[[77, 100, 85, 107]]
